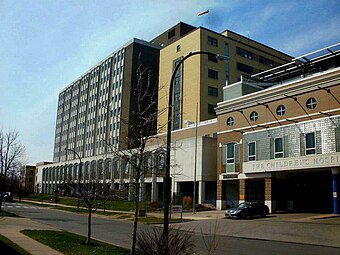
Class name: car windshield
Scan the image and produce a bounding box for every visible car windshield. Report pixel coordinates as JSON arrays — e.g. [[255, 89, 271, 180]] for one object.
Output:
[[236, 203, 248, 209]]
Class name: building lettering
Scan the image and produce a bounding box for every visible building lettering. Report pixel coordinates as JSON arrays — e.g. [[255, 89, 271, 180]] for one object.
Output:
[[248, 153, 340, 173]]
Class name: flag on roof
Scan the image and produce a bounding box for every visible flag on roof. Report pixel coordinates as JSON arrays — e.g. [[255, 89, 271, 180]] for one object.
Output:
[[198, 10, 209, 16]]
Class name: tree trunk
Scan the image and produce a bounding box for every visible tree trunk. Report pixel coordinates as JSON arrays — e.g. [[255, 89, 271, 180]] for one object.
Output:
[[0, 194, 3, 211], [130, 177, 140, 255], [0, 176, 7, 211], [87, 208, 92, 245]]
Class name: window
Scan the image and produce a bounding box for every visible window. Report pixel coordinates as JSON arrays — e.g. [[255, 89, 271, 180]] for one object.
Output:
[[208, 54, 218, 63], [158, 154, 165, 171], [208, 69, 218, 79], [176, 45, 181, 52], [248, 142, 256, 161], [208, 104, 216, 114], [168, 29, 175, 39], [226, 143, 236, 173], [226, 143, 235, 164], [237, 62, 254, 74], [306, 132, 316, 155], [227, 117, 234, 126], [274, 137, 284, 158], [236, 47, 253, 59], [259, 56, 274, 67], [208, 86, 218, 97], [250, 111, 258, 122], [208, 36, 218, 46], [306, 97, 317, 110], [276, 105, 286, 116], [173, 60, 182, 130]]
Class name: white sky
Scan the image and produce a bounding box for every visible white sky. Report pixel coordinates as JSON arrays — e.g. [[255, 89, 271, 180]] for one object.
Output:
[[0, 0, 339, 164]]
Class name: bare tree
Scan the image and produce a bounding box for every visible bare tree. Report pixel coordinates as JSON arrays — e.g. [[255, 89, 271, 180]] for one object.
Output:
[[107, 55, 168, 255], [0, 129, 25, 211], [66, 160, 117, 245]]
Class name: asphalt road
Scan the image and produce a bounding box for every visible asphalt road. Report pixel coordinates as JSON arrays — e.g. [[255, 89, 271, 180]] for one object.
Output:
[[3, 203, 340, 255]]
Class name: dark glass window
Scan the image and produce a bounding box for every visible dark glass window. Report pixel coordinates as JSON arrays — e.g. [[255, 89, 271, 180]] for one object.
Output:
[[208, 36, 218, 46], [158, 153, 165, 171], [208, 54, 218, 63], [237, 62, 254, 74], [168, 29, 175, 39], [274, 137, 284, 158], [306, 98, 317, 110], [227, 117, 234, 126], [208, 86, 218, 97], [208, 69, 218, 79], [306, 133, 316, 155], [250, 111, 258, 122], [259, 56, 274, 67], [248, 142, 256, 161], [176, 45, 181, 52], [208, 104, 216, 114], [236, 47, 253, 59], [276, 105, 286, 116], [173, 60, 182, 130], [227, 143, 235, 164]]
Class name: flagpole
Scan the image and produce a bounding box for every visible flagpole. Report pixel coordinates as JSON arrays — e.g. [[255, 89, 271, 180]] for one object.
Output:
[[208, 10, 210, 29]]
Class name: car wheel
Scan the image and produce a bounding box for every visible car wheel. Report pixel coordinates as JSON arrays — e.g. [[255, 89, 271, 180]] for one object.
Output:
[[240, 212, 246, 219], [261, 211, 267, 217]]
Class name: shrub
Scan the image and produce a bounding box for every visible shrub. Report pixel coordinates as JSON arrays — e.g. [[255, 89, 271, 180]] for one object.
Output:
[[182, 196, 192, 209], [136, 228, 194, 255]]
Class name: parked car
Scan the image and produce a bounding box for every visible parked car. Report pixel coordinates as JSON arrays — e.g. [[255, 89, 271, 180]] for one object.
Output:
[[225, 201, 269, 219], [3, 192, 14, 202]]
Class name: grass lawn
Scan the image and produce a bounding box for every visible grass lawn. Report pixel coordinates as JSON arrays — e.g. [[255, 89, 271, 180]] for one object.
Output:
[[0, 209, 20, 217], [23, 194, 143, 211], [22, 230, 130, 255], [0, 234, 31, 255]]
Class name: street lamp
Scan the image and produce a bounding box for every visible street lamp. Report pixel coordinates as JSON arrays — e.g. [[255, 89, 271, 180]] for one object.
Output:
[[65, 148, 82, 212], [163, 51, 229, 251]]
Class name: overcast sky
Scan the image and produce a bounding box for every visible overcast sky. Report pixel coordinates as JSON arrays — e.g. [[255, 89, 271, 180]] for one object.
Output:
[[0, 0, 339, 164]]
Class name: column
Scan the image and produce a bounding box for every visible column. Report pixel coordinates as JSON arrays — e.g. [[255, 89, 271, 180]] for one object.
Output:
[[151, 155, 158, 201], [139, 174, 146, 202], [265, 177, 276, 213], [119, 160, 124, 190], [332, 168, 340, 214], [239, 179, 245, 203], [110, 160, 115, 190], [198, 181, 205, 204], [216, 179, 225, 210], [128, 162, 134, 201]]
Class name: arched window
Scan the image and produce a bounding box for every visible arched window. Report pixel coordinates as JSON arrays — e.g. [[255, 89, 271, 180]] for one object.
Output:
[[276, 105, 286, 116], [158, 153, 165, 171], [227, 117, 234, 126], [306, 97, 317, 110], [250, 111, 258, 122]]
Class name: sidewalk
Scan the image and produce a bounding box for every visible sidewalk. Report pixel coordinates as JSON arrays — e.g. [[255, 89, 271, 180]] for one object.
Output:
[[0, 217, 63, 255]]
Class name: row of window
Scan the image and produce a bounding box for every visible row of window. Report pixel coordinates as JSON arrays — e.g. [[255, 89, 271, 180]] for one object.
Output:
[[224, 132, 318, 168], [226, 97, 319, 126], [208, 36, 275, 68]]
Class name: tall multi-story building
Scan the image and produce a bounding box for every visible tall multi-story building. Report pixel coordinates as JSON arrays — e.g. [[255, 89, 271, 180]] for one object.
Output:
[[53, 39, 160, 163], [157, 26, 292, 132], [20, 165, 36, 193]]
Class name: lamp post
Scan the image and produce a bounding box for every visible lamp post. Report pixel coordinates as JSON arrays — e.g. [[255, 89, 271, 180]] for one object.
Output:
[[65, 148, 82, 212], [163, 51, 229, 251]]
